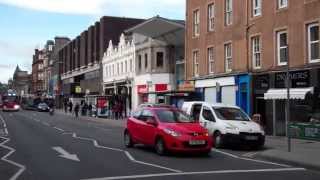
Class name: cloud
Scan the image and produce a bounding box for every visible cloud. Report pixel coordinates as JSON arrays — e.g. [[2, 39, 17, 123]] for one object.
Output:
[[0, 0, 185, 18]]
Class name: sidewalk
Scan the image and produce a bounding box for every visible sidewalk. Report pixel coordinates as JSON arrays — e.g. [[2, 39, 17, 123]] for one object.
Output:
[[54, 109, 126, 127], [257, 136, 320, 171]]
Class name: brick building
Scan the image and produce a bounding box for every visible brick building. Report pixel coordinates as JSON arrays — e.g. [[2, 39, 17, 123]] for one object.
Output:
[[32, 49, 45, 95], [186, 0, 320, 135], [59, 16, 144, 103]]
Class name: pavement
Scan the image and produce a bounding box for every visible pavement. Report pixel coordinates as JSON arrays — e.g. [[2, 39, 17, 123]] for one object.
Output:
[[256, 136, 320, 171], [0, 109, 319, 180]]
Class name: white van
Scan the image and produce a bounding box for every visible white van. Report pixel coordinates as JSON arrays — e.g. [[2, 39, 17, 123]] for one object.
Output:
[[181, 101, 265, 148]]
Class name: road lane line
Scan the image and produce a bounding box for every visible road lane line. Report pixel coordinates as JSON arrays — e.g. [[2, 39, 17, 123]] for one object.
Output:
[[83, 167, 306, 180], [0, 114, 8, 135], [42, 122, 50, 126], [68, 132, 181, 172], [53, 127, 65, 132], [242, 151, 260, 158], [0, 136, 26, 180], [212, 148, 291, 167]]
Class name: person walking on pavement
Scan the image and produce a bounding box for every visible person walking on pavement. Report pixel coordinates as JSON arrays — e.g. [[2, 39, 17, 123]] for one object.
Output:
[[74, 103, 80, 118], [64, 100, 68, 113], [68, 101, 73, 114]]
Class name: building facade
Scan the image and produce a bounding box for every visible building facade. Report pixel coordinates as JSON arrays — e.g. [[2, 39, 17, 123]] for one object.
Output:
[[186, 0, 320, 135], [32, 49, 45, 95], [60, 16, 144, 104], [12, 66, 31, 96]]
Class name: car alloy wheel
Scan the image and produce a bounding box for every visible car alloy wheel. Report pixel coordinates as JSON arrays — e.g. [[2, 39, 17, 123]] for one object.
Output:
[[155, 138, 166, 155], [124, 131, 133, 148]]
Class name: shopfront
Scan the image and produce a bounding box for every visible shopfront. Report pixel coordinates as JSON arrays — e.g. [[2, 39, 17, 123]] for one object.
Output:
[[258, 69, 320, 136], [235, 74, 251, 115], [195, 76, 236, 106]]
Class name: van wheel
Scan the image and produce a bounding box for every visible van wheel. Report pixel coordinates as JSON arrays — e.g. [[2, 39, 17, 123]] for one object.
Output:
[[155, 138, 166, 155], [124, 130, 134, 148], [214, 131, 223, 148]]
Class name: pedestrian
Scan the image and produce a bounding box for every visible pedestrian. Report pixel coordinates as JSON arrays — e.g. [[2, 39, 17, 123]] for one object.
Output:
[[74, 103, 80, 118], [113, 102, 119, 120], [119, 102, 124, 120], [88, 103, 93, 117], [68, 101, 73, 114], [64, 100, 68, 113]]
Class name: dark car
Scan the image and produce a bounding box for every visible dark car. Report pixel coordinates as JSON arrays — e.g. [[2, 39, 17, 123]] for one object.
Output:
[[37, 103, 50, 112]]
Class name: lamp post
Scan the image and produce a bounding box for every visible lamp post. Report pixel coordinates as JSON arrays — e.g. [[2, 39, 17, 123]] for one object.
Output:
[[286, 45, 291, 152]]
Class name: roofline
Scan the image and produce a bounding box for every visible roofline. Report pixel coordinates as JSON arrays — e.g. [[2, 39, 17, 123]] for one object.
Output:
[[124, 16, 185, 34]]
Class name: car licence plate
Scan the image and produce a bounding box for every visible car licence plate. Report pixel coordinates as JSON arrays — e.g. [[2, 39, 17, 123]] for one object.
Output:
[[245, 136, 258, 140], [189, 140, 206, 145]]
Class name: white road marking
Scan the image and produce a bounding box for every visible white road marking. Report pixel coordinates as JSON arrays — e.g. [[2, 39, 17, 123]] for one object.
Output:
[[0, 114, 8, 135], [53, 127, 65, 132], [82, 167, 306, 180], [42, 122, 50, 126], [67, 132, 181, 172], [212, 148, 291, 168], [242, 151, 260, 158], [52, 146, 80, 162]]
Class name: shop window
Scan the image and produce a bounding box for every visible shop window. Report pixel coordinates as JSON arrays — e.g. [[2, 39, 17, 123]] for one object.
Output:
[[145, 53, 148, 69], [156, 52, 164, 68], [138, 55, 142, 70], [308, 23, 320, 63]]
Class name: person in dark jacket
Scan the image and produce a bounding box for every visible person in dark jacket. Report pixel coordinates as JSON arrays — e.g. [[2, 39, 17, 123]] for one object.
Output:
[[88, 103, 93, 116], [68, 101, 73, 114], [74, 103, 80, 118], [64, 100, 68, 113]]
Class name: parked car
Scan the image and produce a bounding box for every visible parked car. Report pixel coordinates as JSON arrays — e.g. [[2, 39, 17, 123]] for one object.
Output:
[[37, 103, 50, 112], [124, 106, 213, 155], [3, 100, 20, 112], [181, 101, 265, 149]]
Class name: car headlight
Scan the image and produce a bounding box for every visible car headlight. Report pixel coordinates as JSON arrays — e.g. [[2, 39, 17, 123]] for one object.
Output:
[[163, 128, 181, 137], [14, 105, 20, 109]]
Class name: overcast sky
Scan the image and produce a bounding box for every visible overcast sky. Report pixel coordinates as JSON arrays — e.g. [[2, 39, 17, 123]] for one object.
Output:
[[0, 0, 185, 83]]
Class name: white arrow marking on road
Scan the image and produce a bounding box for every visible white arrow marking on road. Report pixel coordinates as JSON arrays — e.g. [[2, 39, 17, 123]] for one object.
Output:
[[52, 147, 80, 162]]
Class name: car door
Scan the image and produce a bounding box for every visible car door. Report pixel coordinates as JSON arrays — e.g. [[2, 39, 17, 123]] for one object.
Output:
[[128, 109, 143, 142], [200, 105, 217, 135], [139, 109, 158, 145]]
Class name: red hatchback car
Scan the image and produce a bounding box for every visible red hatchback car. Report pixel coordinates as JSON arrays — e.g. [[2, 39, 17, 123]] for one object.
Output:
[[124, 106, 213, 155]]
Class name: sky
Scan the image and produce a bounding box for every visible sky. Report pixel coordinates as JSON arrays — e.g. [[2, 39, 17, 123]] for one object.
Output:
[[0, 0, 185, 83]]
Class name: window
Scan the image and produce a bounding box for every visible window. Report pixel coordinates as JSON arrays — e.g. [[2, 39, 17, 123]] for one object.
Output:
[[213, 107, 250, 121], [125, 61, 127, 73], [155, 109, 194, 123], [225, 43, 232, 72], [105, 66, 108, 77], [202, 106, 215, 122], [193, 9, 200, 37], [253, 0, 262, 17], [112, 64, 115, 76], [208, 3, 215, 31], [208, 47, 214, 74], [138, 55, 142, 70], [193, 50, 199, 77], [225, 0, 233, 26], [252, 36, 261, 68], [156, 52, 164, 67], [130, 59, 133, 72], [145, 53, 148, 69], [117, 63, 119, 75], [308, 23, 320, 62], [140, 110, 154, 121], [278, 0, 288, 9], [121, 62, 123, 74], [277, 31, 288, 65]]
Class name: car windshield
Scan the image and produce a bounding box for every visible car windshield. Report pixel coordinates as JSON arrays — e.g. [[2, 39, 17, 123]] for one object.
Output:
[[155, 109, 195, 123], [213, 107, 250, 121]]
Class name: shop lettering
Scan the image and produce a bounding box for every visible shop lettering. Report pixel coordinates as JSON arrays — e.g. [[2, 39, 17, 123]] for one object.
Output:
[[276, 71, 309, 81]]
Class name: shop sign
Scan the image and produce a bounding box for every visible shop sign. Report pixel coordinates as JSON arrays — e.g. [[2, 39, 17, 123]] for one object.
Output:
[[137, 85, 147, 94], [177, 80, 195, 91], [155, 84, 168, 92], [75, 86, 82, 94], [275, 70, 310, 88]]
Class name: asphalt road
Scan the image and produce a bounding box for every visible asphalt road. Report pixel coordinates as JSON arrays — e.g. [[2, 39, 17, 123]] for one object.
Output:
[[0, 110, 319, 180]]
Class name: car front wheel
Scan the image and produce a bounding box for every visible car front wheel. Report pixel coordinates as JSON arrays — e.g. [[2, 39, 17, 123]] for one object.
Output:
[[213, 131, 224, 148], [155, 138, 166, 155]]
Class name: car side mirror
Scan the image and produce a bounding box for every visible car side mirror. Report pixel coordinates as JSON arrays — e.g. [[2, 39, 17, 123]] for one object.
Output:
[[146, 117, 157, 126]]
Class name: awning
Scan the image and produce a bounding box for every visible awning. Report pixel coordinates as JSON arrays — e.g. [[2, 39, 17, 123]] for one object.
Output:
[[125, 16, 185, 46], [264, 87, 314, 100]]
